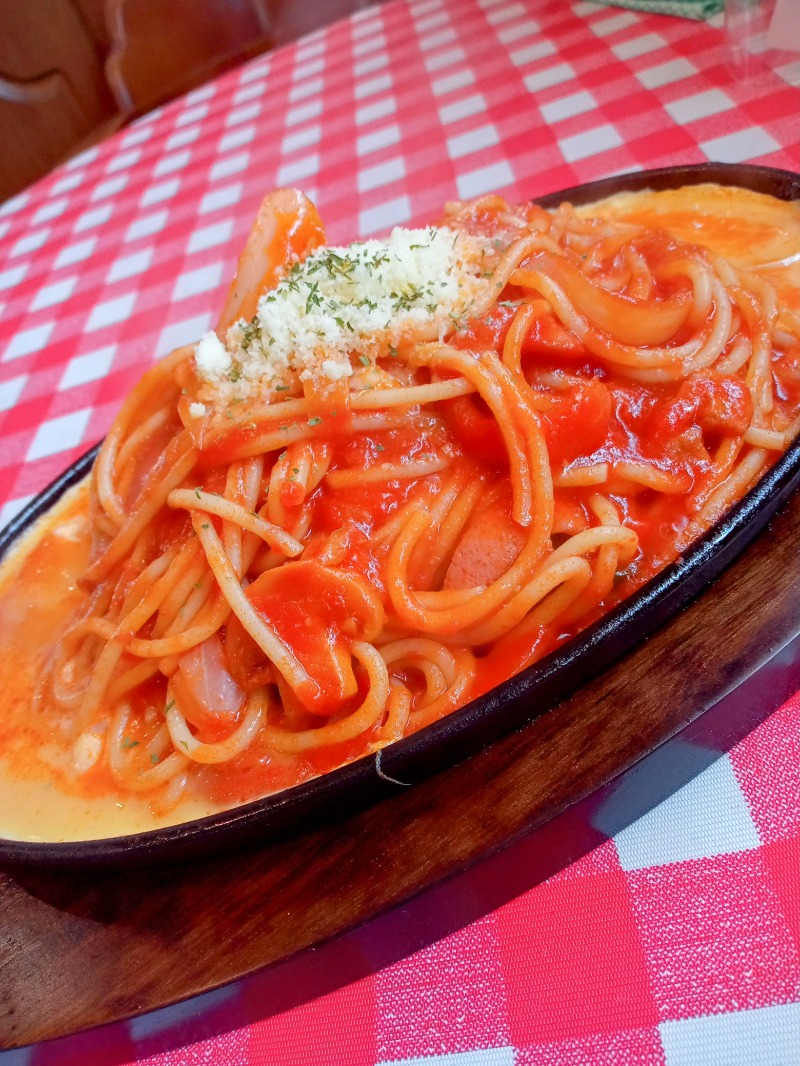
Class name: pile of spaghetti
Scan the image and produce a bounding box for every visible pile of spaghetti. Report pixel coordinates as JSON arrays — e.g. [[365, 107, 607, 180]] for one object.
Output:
[[40, 188, 800, 812]]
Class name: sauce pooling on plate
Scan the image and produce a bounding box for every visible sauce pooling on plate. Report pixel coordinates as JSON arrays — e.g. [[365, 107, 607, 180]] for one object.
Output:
[[1, 182, 799, 842], [0, 485, 221, 838]]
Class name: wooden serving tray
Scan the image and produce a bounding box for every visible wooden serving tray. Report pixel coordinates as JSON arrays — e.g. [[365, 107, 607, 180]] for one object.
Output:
[[2, 483, 800, 1049]]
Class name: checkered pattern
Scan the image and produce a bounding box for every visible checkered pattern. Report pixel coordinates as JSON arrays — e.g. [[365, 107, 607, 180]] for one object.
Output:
[[2, 0, 800, 1062]]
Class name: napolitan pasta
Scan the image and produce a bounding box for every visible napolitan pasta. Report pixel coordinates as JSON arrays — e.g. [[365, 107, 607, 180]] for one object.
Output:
[[1, 182, 800, 831]]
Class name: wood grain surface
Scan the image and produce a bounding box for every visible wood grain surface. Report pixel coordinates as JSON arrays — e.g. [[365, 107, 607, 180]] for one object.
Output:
[[2, 489, 800, 1050]]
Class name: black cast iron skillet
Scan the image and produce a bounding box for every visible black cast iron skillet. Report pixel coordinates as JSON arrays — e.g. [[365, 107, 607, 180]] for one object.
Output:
[[1, 161, 798, 866]]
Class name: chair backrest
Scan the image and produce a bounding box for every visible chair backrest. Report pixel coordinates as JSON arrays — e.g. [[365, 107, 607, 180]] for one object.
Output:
[[101, 0, 274, 116], [0, 0, 381, 204], [0, 0, 116, 203]]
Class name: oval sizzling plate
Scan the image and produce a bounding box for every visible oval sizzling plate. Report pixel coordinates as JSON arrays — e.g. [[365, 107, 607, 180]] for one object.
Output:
[[1, 161, 799, 868]]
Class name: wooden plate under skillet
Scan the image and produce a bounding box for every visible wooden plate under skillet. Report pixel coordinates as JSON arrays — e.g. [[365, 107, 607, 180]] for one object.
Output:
[[1, 162, 800, 1048]]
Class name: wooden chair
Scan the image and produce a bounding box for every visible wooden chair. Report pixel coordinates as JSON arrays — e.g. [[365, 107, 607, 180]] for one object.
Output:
[[0, 0, 379, 204]]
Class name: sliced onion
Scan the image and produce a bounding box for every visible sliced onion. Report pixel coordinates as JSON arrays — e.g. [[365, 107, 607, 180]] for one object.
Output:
[[530, 250, 691, 347], [178, 634, 246, 718], [217, 189, 325, 334]]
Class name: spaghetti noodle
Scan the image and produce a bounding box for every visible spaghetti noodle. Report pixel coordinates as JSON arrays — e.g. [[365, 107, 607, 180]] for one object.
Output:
[[3, 182, 800, 824]]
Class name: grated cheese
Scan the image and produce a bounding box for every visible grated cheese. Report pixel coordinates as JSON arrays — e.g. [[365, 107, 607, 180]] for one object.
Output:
[[194, 226, 493, 403], [195, 332, 230, 377]]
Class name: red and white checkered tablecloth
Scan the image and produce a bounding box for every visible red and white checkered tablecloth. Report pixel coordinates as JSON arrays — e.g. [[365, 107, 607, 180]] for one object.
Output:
[[2, 0, 800, 1062]]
